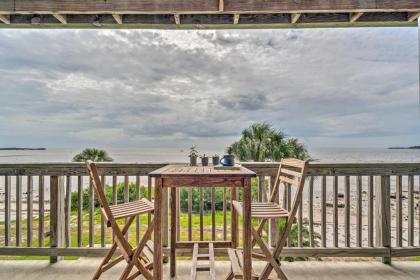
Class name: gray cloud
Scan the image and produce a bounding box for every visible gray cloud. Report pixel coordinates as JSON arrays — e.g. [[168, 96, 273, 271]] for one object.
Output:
[[0, 28, 418, 149]]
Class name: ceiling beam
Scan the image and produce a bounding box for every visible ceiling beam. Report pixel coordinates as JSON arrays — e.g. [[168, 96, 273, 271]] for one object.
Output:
[[4, 1, 419, 14], [219, 0, 224, 12], [350, 12, 364, 23], [0, 14, 10, 24], [408, 12, 420, 22], [174, 14, 180, 25], [291, 13, 301, 24], [53, 13, 66, 24], [233, 13, 240, 24], [112, 14, 122, 24]]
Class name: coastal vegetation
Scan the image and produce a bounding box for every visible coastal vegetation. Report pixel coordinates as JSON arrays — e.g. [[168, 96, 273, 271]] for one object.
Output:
[[72, 148, 113, 162], [228, 122, 310, 162], [0, 147, 46, 150], [388, 145, 420, 149]]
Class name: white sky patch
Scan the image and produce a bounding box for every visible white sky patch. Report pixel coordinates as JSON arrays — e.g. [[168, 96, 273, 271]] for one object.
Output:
[[69, 128, 125, 143]]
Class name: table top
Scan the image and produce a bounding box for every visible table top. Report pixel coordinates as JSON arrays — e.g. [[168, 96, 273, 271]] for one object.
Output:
[[149, 164, 256, 178]]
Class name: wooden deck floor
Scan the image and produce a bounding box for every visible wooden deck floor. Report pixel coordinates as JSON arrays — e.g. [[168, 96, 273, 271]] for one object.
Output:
[[0, 259, 419, 279]]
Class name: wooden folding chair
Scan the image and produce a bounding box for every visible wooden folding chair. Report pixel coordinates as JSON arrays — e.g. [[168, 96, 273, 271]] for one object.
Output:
[[226, 158, 308, 280], [86, 160, 155, 280]]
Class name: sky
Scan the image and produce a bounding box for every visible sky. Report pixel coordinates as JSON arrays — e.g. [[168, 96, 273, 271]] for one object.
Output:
[[0, 27, 419, 150]]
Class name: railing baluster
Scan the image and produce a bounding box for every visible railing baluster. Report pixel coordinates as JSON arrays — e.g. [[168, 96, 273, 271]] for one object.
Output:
[[124, 175, 129, 240], [223, 187, 227, 240], [408, 175, 414, 246], [368, 176, 374, 247], [65, 176, 71, 247], [321, 175, 327, 247], [147, 176, 152, 226], [16, 175, 22, 247], [177, 188, 180, 242], [258, 175, 263, 202], [101, 175, 106, 247], [38, 176, 44, 247], [344, 176, 350, 247], [5, 176, 11, 246], [199, 188, 204, 241], [77, 176, 83, 247], [135, 175, 140, 244], [298, 196, 303, 247], [333, 176, 338, 247], [231, 186, 238, 248], [418, 176, 420, 247], [188, 187, 192, 241], [27, 176, 33, 247], [112, 176, 117, 242], [356, 176, 362, 247], [89, 178, 94, 247], [270, 176, 278, 247], [309, 177, 314, 247], [211, 187, 216, 240], [396, 175, 402, 247]]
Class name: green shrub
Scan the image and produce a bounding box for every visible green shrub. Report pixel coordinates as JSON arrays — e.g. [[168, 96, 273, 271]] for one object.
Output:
[[71, 182, 149, 211], [279, 218, 321, 261]]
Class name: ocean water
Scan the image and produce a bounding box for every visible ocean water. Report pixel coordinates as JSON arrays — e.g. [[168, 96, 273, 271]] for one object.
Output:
[[0, 147, 419, 163]]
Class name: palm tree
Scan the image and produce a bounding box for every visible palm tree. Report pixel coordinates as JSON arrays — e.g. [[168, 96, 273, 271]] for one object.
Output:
[[72, 148, 113, 162], [228, 122, 310, 161]]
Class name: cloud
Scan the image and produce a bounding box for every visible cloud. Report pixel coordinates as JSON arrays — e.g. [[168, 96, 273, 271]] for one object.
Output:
[[69, 128, 125, 143], [0, 28, 418, 148]]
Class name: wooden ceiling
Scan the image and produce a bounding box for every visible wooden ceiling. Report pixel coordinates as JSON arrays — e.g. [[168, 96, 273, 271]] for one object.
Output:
[[0, 1, 419, 29]]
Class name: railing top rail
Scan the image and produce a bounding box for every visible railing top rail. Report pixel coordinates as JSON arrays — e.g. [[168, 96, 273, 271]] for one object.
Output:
[[0, 162, 418, 176]]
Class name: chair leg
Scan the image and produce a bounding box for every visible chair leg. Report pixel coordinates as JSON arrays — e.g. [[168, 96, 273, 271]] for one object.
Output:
[[225, 271, 234, 280], [251, 227, 283, 278], [92, 242, 118, 279], [93, 217, 136, 280], [120, 217, 156, 280]]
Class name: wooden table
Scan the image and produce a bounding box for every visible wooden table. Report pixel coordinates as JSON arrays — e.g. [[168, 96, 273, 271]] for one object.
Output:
[[149, 164, 256, 280]]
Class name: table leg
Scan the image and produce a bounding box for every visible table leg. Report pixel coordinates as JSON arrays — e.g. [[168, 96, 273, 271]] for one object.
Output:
[[231, 185, 238, 248], [170, 187, 177, 277], [242, 178, 252, 280], [154, 177, 163, 280]]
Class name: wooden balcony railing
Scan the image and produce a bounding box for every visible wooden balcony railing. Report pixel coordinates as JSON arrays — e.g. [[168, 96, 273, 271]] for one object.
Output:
[[0, 162, 419, 263]]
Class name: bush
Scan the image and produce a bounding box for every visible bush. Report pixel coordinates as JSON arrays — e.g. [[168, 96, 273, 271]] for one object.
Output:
[[279, 218, 321, 261], [71, 182, 149, 211]]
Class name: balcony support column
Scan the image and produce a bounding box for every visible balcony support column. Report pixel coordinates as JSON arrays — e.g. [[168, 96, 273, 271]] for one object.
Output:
[[50, 176, 65, 263], [375, 176, 391, 264]]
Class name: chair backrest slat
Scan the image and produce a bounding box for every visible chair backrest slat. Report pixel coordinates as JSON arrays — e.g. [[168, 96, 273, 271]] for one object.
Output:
[[269, 158, 306, 203]]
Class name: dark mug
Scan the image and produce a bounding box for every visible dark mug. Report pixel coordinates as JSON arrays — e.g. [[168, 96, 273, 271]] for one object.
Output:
[[220, 155, 235, 166]]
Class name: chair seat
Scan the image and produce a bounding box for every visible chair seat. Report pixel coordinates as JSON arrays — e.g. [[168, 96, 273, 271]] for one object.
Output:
[[109, 198, 154, 220], [234, 201, 290, 219]]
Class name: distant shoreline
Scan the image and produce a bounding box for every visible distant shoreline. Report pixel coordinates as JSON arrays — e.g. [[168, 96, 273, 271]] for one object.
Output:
[[0, 148, 46, 151], [388, 146, 420, 150]]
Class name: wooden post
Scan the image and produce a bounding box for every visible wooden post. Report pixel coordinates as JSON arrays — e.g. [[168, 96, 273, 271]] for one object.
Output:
[[242, 178, 252, 280], [154, 177, 163, 280], [50, 176, 65, 263], [4, 176, 11, 246], [375, 176, 391, 264], [170, 187, 177, 277], [162, 186, 169, 248], [231, 185, 238, 248]]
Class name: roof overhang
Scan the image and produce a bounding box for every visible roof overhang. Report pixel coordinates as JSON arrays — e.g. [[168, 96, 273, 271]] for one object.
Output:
[[0, 1, 419, 29]]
